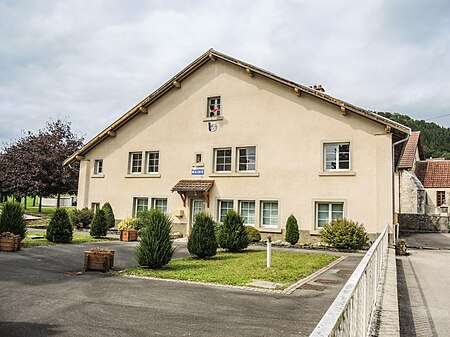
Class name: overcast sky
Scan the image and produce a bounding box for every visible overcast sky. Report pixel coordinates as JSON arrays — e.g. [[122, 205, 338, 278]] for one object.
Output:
[[1, 0, 449, 145]]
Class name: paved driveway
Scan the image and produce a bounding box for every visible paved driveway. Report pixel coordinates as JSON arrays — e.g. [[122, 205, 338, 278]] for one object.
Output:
[[397, 233, 450, 337], [0, 242, 361, 337]]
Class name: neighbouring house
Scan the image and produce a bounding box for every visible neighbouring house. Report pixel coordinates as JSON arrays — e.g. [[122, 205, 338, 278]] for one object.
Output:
[[415, 159, 450, 215], [397, 132, 450, 232], [64, 49, 411, 242]]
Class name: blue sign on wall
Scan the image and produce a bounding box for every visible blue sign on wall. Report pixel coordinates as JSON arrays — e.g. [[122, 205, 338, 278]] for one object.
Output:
[[191, 169, 204, 175]]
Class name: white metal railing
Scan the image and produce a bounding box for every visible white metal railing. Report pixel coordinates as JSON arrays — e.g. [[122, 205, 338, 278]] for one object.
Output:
[[310, 225, 389, 337]]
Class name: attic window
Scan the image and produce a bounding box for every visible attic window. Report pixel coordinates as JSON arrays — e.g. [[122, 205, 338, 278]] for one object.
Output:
[[208, 97, 221, 117]]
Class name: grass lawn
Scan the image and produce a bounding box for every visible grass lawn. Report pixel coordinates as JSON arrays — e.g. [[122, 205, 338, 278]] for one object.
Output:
[[123, 251, 338, 289], [22, 231, 118, 248]]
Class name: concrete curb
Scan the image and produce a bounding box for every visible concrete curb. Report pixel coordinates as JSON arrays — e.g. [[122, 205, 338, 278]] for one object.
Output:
[[370, 247, 400, 336], [122, 256, 348, 295]]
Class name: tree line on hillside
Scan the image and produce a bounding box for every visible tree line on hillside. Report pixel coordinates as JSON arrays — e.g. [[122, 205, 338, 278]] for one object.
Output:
[[0, 119, 84, 211], [378, 112, 450, 159]]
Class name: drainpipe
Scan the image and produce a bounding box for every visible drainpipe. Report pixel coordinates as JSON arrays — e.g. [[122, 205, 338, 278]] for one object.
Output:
[[392, 131, 410, 244]]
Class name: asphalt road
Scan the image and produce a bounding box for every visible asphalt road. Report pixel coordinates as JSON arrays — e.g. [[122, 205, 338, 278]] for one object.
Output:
[[397, 233, 450, 337], [0, 242, 361, 337]]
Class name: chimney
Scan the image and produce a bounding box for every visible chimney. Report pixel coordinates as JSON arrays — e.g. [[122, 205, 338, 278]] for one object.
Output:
[[310, 84, 325, 92]]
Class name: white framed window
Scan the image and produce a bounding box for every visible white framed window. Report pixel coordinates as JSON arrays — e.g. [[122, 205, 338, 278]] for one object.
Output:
[[218, 200, 234, 223], [129, 152, 143, 174], [94, 160, 103, 174], [214, 148, 232, 172], [237, 147, 256, 172], [239, 201, 255, 226], [324, 143, 350, 170], [208, 96, 221, 117], [316, 202, 344, 229], [146, 151, 159, 173], [133, 197, 148, 216], [153, 198, 167, 214], [261, 201, 278, 228], [91, 202, 100, 211]]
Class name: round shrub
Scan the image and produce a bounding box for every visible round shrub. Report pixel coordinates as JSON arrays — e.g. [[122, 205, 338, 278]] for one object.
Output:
[[0, 201, 26, 239], [285, 214, 300, 245], [136, 209, 174, 268], [319, 218, 368, 250], [46, 208, 73, 243], [245, 226, 261, 242], [89, 209, 108, 238], [188, 212, 217, 258], [217, 210, 249, 252], [102, 202, 115, 229], [70, 208, 94, 229]]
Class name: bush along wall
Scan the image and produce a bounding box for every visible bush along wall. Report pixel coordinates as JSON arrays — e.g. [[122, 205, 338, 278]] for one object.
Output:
[[90, 209, 108, 238], [319, 218, 368, 250], [102, 202, 115, 229]]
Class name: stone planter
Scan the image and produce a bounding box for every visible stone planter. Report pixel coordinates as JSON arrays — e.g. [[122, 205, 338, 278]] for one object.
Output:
[[120, 229, 138, 242], [0, 233, 21, 252], [84, 249, 114, 272]]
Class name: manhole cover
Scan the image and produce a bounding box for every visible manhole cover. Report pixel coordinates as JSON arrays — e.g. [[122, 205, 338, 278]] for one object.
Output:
[[337, 269, 353, 275], [63, 271, 84, 276], [299, 283, 326, 291], [315, 278, 339, 284]]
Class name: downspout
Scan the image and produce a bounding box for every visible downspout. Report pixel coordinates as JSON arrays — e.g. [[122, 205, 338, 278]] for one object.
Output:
[[392, 131, 410, 244]]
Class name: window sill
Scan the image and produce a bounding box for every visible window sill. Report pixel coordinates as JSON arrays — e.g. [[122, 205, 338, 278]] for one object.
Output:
[[258, 227, 282, 234], [318, 170, 356, 176], [125, 174, 161, 178], [209, 172, 259, 177], [91, 174, 105, 178], [203, 116, 224, 122]]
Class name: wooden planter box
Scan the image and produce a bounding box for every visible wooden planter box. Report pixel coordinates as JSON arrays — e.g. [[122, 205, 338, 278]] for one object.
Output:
[[120, 230, 138, 242], [0, 236, 21, 252], [84, 250, 114, 272]]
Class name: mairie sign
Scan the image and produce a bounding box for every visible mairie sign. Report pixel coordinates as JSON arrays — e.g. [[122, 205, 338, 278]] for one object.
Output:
[[191, 169, 204, 175]]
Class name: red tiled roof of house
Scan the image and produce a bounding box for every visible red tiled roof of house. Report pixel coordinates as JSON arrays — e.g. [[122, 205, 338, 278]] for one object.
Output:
[[415, 160, 450, 188], [171, 179, 214, 192], [398, 131, 422, 169]]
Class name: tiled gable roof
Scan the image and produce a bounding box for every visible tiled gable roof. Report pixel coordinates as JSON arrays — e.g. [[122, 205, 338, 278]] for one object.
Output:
[[415, 160, 450, 188], [398, 131, 422, 169], [64, 49, 410, 165]]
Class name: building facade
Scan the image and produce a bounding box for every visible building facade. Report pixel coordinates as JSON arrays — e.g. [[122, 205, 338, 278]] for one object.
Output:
[[65, 49, 410, 242]]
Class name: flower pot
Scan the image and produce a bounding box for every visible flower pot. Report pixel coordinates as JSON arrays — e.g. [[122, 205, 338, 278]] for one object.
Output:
[[120, 230, 138, 242], [0, 235, 21, 252], [84, 250, 114, 272]]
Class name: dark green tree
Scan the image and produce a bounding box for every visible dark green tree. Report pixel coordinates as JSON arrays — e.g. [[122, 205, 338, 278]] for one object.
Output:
[[102, 202, 115, 229], [46, 208, 73, 243], [89, 209, 108, 238], [217, 210, 249, 252], [136, 209, 174, 268], [188, 212, 217, 258], [285, 214, 300, 245], [0, 201, 26, 239]]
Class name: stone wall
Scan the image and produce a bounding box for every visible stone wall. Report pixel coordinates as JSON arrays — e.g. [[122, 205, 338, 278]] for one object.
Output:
[[399, 171, 425, 214], [399, 213, 449, 233]]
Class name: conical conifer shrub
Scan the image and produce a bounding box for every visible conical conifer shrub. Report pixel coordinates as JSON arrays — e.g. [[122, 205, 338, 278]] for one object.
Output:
[[188, 212, 217, 258], [46, 208, 73, 243], [102, 202, 115, 229], [0, 201, 26, 239], [90, 209, 108, 237], [285, 214, 300, 245], [217, 210, 249, 252]]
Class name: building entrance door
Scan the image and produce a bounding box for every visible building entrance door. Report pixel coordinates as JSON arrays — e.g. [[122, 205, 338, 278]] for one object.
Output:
[[191, 199, 205, 226]]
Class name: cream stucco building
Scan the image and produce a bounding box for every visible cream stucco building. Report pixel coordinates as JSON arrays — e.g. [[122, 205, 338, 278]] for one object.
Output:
[[65, 49, 410, 242]]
